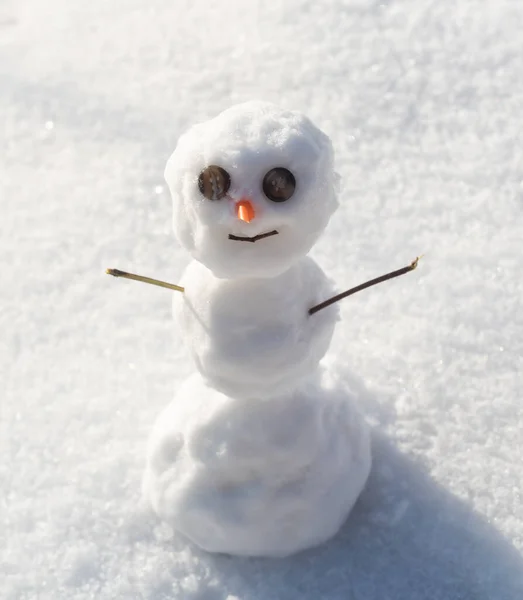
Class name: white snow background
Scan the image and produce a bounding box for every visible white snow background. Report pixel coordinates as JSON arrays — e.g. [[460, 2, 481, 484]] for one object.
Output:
[[2, 0, 523, 598]]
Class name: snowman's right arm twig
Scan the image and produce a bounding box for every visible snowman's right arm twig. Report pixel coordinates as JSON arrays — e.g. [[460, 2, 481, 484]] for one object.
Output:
[[106, 268, 185, 293], [308, 256, 421, 316]]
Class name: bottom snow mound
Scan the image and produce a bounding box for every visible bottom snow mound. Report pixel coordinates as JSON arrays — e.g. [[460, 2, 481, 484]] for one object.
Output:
[[142, 370, 371, 557]]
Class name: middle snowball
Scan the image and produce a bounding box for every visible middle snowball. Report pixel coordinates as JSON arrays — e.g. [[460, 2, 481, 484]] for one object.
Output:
[[175, 256, 339, 399]]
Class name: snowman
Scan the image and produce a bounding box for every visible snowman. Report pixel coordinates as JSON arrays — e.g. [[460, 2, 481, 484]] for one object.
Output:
[[141, 102, 372, 557]]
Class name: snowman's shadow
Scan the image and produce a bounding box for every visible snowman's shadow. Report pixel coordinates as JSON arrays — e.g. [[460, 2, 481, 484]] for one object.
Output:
[[182, 371, 523, 600]]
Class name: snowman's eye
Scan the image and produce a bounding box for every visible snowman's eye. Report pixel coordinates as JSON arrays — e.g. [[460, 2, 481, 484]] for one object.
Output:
[[262, 168, 296, 202], [198, 165, 231, 200]]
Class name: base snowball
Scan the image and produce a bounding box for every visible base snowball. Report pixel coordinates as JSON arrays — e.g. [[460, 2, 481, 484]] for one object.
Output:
[[143, 371, 371, 557]]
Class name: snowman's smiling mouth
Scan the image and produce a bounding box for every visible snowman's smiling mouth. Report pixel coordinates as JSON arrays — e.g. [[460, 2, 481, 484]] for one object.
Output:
[[228, 230, 279, 243]]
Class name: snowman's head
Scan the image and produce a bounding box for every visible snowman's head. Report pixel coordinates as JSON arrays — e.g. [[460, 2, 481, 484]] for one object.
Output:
[[165, 101, 338, 279]]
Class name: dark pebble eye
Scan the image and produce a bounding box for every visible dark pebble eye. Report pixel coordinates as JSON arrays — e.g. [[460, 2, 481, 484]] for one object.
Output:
[[198, 165, 231, 200], [262, 168, 296, 202]]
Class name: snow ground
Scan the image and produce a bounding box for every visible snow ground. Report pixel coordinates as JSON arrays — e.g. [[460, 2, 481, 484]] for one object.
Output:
[[1, 0, 522, 598]]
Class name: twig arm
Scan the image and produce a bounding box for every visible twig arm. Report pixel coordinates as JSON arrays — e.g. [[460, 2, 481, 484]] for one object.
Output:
[[308, 256, 421, 316], [106, 268, 185, 293]]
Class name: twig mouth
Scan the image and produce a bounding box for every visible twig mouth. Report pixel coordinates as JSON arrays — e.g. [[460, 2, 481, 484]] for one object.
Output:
[[228, 230, 279, 243]]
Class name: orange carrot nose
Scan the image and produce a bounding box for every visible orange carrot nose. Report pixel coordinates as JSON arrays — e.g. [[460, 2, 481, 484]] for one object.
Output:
[[236, 199, 255, 223]]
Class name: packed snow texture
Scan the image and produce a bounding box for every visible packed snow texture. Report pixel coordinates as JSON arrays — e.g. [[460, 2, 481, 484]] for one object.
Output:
[[176, 256, 339, 398], [154, 99, 355, 555], [165, 101, 338, 279], [151, 101, 355, 556], [143, 370, 370, 557], [2, 0, 523, 598]]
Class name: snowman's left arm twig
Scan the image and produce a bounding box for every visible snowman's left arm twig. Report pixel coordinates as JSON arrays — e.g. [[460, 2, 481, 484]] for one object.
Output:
[[106, 269, 185, 293], [308, 256, 421, 316]]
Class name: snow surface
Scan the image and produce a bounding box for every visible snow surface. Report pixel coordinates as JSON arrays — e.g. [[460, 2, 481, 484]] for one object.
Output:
[[2, 0, 523, 597]]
